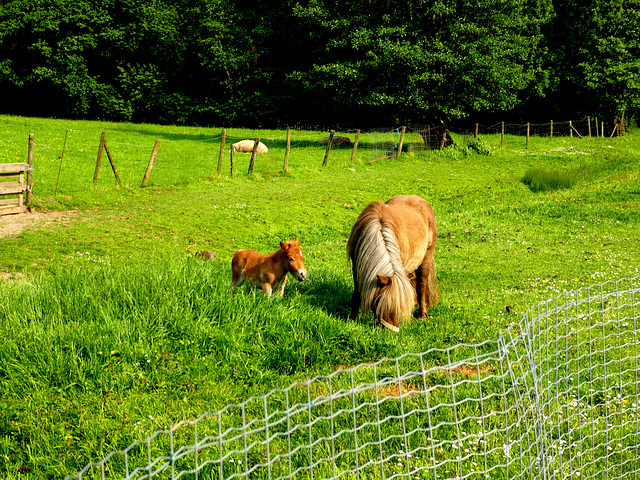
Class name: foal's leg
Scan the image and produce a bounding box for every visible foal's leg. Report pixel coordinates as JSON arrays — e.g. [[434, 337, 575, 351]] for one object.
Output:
[[276, 276, 288, 297], [261, 271, 278, 296], [231, 254, 246, 289], [231, 269, 244, 289], [262, 283, 273, 295]]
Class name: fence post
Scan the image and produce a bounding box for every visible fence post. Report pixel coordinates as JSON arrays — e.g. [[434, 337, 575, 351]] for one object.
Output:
[[501, 122, 505, 149], [587, 116, 592, 137], [475, 123, 479, 138], [439, 129, 448, 150], [93, 132, 106, 186], [217, 128, 226, 178], [526, 122, 530, 147], [396, 126, 406, 159], [248, 137, 260, 174], [230, 147, 235, 177], [26, 134, 34, 206], [351, 129, 360, 162], [322, 130, 335, 167], [610, 124, 618, 138], [103, 140, 122, 187], [571, 123, 583, 138], [570, 121, 573, 138], [550, 120, 553, 139], [55, 130, 68, 195], [92, 132, 122, 187], [141, 140, 161, 187], [284, 128, 292, 171]]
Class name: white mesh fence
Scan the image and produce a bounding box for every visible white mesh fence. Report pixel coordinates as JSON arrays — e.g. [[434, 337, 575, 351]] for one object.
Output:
[[66, 276, 640, 480]]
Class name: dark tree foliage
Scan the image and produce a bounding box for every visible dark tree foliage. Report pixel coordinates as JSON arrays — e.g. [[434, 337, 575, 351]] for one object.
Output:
[[0, 0, 637, 127], [0, 0, 250, 124], [544, 0, 640, 122], [284, 0, 553, 128]]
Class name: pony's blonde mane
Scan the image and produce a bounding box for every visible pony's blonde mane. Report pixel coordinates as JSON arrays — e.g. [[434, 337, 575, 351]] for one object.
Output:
[[347, 201, 416, 321]]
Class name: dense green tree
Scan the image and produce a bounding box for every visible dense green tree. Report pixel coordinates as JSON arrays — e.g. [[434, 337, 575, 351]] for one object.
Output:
[[0, 0, 182, 121], [0, 0, 638, 127], [177, 0, 272, 126], [547, 0, 640, 123], [0, 0, 104, 117], [283, 0, 553, 127], [0, 0, 231, 123]]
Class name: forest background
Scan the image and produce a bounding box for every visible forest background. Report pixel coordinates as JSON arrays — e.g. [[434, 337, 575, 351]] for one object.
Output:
[[1, 0, 639, 130]]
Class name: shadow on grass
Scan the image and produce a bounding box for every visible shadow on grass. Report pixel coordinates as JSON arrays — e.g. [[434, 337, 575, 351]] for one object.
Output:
[[295, 278, 387, 334], [297, 278, 352, 319], [121, 126, 336, 150]]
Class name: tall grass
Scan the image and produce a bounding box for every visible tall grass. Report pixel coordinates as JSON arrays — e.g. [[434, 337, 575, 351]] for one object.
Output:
[[522, 167, 585, 191], [0, 115, 639, 478]]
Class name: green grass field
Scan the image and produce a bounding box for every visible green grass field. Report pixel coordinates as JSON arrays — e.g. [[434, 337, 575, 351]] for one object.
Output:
[[0, 114, 639, 479]]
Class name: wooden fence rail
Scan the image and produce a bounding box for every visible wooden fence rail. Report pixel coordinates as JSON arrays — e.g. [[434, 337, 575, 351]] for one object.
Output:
[[0, 162, 32, 216]]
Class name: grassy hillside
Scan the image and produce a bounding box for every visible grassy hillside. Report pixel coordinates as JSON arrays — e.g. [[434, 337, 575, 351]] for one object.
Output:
[[0, 115, 639, 478]]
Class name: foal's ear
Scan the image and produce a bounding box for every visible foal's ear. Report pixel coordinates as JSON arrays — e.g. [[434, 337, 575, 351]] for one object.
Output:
[[376, 275, 392, 286], [280, 240, 288, 251], [292, 237, 300, 246]]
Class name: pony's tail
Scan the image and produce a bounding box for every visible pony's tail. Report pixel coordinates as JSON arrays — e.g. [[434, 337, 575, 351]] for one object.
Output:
[[427, 257, 439, 307]]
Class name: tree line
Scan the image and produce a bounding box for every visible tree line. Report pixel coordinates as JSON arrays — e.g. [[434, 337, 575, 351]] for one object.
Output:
[[0, 0, 638, 130]]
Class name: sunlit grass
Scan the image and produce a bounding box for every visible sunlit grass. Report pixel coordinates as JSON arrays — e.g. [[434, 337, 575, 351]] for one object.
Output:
[[0, 115, 639, 479]]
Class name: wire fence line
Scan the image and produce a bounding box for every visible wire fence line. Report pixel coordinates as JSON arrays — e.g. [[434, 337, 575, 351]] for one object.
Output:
[[475, 119, 586, 138], [1, 127, 429, 194], [2, 117, 623, 196], [65, 275, 640, 480]]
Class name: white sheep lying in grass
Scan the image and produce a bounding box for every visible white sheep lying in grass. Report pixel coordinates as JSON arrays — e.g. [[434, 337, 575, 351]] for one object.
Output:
[[231, 140, 268, 153]]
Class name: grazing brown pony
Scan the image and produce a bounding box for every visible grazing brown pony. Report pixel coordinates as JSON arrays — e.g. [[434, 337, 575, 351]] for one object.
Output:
[[231, 238, 307, 296], [347, 195, 438, 332]]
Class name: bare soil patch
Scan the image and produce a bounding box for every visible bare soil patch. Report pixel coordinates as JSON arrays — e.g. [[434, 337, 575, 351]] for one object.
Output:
[[0, 210, 81, 238]]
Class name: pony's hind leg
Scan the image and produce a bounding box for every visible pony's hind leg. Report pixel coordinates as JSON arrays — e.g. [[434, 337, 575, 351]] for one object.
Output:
[[416, 257, 438, 317], [426, 257, 439, 307], [415, 261, 431, 318]]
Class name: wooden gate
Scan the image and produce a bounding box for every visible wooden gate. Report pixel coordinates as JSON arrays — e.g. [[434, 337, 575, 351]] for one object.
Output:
[[0, 162, 32, 216]]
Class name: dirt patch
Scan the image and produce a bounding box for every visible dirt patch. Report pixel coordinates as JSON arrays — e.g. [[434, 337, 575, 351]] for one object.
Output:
[[0, 271, 24, 281], [0, 210, 81, 238], [377, 382, 423, 398], [449, 364, 495, 377]]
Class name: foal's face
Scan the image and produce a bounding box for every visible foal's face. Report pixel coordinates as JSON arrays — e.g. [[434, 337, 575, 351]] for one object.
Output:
[[281, 239, 307, 282]]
